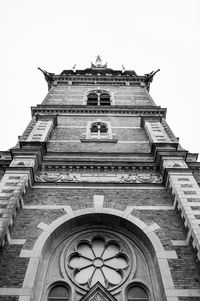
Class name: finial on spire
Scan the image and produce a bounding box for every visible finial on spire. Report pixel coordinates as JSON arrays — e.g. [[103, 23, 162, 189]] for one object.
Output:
[[91, 55, 107, 69], [95, 55, 103, 67]]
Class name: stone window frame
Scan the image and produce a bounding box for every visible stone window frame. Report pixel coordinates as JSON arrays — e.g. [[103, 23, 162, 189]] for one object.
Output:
[[126, 281, 150, 301], [65, 233, 132, 291], [47, 281, 71, 301], [81, 120, 118, 143], [83, 89, 114, 106]]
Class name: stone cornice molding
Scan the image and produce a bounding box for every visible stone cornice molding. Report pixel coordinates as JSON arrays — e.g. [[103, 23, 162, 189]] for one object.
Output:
[[31, 106, 167, 118]]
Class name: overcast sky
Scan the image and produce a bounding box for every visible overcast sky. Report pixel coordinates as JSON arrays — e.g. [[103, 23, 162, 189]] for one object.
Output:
[[0, 0, 200, 159]]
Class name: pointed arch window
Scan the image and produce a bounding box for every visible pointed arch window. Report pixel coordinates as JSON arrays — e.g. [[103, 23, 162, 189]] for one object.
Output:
[[48, 284, 70, 301], [87, 90, 111, 106], [127, 285, 149, 301]]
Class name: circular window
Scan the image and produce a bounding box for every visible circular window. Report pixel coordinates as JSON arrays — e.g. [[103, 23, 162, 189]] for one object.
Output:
[[60, 231, 135, 292]]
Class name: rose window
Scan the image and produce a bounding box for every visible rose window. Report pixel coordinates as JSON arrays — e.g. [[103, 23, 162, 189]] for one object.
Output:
[[65, 235, 132, 290]]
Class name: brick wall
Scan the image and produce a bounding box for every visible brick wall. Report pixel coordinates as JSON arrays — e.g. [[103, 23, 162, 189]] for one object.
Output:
[[42, 85, 154, 106], [0, 169, 4, 181], [0, 243, 28, 287], [1, 186, 200, 296], [57, 116, 141, 127], [49, 127, 148, 142]]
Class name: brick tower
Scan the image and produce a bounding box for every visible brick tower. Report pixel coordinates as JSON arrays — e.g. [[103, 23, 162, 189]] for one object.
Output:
[[0, 57, 200, 301]]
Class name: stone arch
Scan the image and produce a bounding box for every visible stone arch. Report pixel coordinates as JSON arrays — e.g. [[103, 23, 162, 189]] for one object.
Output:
[[20, 209, 176, 301]]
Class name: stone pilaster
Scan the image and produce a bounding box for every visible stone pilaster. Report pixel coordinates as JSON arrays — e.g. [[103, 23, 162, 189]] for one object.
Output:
[[144, 121, 172, 144], [0, 155, 37, 247], [162, 157, 200, 258]]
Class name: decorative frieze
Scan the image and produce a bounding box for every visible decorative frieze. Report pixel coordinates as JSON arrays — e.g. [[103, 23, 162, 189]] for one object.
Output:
[[35, 171, 162, 184]]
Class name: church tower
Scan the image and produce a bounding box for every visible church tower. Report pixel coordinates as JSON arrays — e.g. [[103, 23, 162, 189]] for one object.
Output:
[[0, 57, 200, 301]]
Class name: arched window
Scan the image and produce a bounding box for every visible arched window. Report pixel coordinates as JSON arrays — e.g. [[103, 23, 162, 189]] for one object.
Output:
[[87, 93, 98, 106], [100, 93, 111, 106], [90, 122, 108, 139], [48, 284, 69, 301], [127, 285, 149, 301], [87, 90, 111, 106]]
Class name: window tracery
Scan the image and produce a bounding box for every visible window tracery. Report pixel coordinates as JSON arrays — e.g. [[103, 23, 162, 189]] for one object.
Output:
[[90, 122, 108, 139], [61, 232, 135, 292], [81, 120, 117, 142], [86, 90, 112, 106]]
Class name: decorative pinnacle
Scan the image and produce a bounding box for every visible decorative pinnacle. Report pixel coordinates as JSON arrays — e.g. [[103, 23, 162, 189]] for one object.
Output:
[[95, 55, 103, 67], [91, 55, 107, 69]]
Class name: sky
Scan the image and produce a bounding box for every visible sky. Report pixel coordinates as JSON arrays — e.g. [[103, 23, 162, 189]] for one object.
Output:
[[0, 0, 200, 159]]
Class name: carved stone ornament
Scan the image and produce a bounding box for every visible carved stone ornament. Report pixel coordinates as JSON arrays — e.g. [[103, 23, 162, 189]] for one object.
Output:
[[80, 282, 118, 301], [90, 292, 105, 301], [60, 232, 134, 292], [35, 171, 162, 184], [164, 160, 188, 169], [10, 158, 35, 168]]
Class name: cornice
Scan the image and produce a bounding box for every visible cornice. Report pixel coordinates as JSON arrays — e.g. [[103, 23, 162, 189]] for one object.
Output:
[[31, 105, 167, 118]]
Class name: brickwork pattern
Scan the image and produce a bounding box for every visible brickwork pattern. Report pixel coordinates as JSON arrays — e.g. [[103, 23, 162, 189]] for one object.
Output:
[[168, 244, 200, 289], [0, 170, 4, 182], [57, 116, 141, 127], [49, 127, 148, 142], [11, 208, 65, 249], [47, 141, 151, 153], [0, 297, 18, 301], [23, 188, 173, 207], [0, 243, 28, 287], [42, 85, 154, 106]]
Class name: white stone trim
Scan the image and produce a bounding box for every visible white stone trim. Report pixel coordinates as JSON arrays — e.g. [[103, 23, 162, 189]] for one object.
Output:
[[32, 185, 165, 190], [0, 288, 31, 295], [168, 171, 200, 258], [26, 120, 53, 142], [19, 297, 31, 301], [57, 126, 141, 129], [93, 195, 104, 212], [171, 240, 188, 246], [144, 121, 172, 144], [48, 140, 149, 143], [165, 288, 200, 297], [144, 223, 160, 233], [122, 206, 134, 218], [0, 172, 29, 247], [157, 259, 174, 289], [156, 251, 177, 259], [63, 206, 74, 217], [23, 205, 173, 211], [37, 222, 49, 231], [7, 231, 26, 245]]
